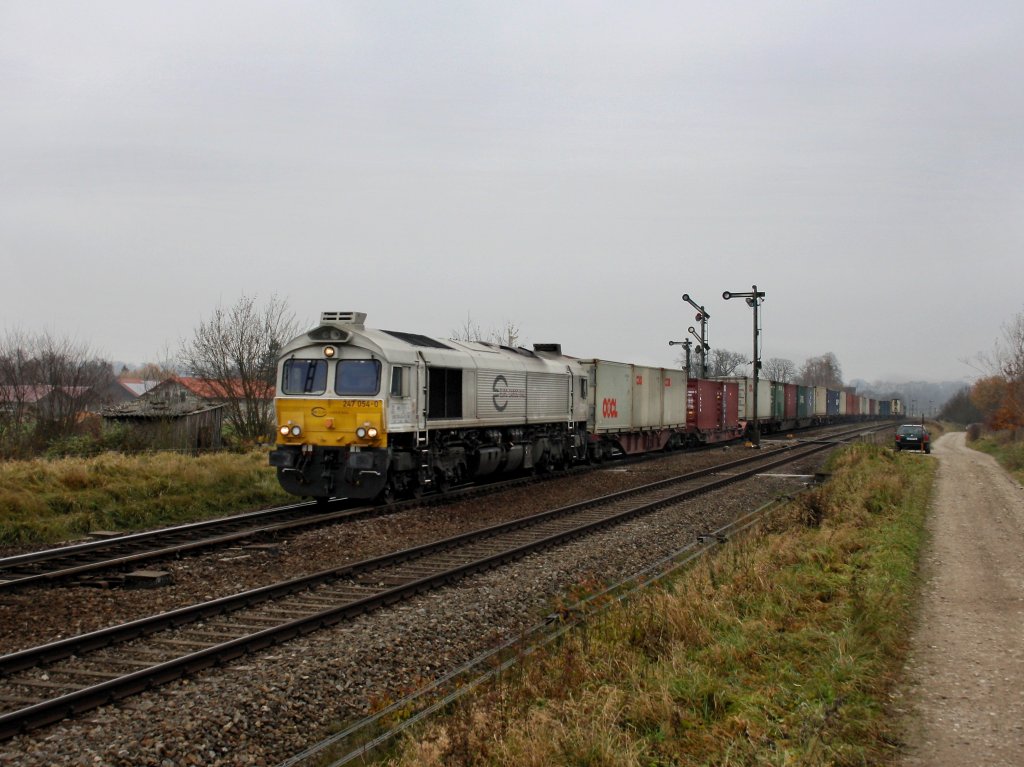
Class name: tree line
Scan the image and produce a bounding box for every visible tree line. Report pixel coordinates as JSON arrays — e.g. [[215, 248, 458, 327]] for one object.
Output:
[[678, 348, 845, 389], [0, 295, 297, 457], [950, 309, 1024, 430]]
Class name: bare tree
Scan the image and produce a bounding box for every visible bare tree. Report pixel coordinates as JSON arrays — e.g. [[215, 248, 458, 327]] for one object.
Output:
[[0, 329, 115, 453], [129, 362, 177, 381], [797, 353, 843, 388], [179, 294, 299, 443], [0, 328, 34, 451], [706, 349, 748, 377], [762, 357, 796, 382], [672, 348, 701, 378], [451, 314, 522, 347], [451, 314, 485, 343], [971, 309, 1024, 428]]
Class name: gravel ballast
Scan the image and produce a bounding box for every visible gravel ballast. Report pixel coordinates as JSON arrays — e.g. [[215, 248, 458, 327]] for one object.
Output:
[[2, 442, 830, 766]]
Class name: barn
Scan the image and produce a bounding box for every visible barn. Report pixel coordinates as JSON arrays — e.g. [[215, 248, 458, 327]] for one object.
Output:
[[102, 378, 225, 452]]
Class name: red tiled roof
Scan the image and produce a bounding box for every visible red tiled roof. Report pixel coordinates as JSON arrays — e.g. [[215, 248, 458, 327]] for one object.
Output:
[[175, 377, 275, 400]]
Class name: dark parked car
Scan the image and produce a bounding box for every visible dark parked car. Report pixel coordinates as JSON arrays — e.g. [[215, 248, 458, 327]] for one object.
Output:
[[895, 424, 931, 453]]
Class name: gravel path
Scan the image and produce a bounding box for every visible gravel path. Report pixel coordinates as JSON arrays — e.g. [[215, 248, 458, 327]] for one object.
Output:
[[897, 432, 1024, 766], [0, 443, 828, 766]]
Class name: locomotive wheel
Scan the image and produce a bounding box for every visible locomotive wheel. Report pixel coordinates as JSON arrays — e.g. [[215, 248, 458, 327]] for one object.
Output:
[[376, 481, 397, 506]]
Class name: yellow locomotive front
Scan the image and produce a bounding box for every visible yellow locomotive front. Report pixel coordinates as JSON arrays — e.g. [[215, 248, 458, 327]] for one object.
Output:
[[269, 318, 395, 502]]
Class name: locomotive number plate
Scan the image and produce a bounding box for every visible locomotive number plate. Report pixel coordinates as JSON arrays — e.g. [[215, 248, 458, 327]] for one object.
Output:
[[337, 400, 381, 409]]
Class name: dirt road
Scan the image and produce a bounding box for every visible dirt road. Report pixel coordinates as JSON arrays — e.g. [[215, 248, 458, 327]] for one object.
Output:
[[898, 431, 1024, 766]]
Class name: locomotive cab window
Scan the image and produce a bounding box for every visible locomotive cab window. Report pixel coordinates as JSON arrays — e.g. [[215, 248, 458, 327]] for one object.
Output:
[[391, 366, 411, 397], [282, 359, 328, 395], [335, 359, 381, 396]]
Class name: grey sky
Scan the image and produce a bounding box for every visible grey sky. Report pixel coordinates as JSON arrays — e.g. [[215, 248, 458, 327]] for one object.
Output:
[[3, 1, 1022, 383]]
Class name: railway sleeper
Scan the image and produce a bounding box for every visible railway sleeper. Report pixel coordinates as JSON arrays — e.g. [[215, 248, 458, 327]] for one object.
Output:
[[5, 678, 73, 691]]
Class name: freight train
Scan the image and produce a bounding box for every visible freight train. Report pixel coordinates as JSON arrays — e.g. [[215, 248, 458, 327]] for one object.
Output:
[[269, 312, 895, 503]]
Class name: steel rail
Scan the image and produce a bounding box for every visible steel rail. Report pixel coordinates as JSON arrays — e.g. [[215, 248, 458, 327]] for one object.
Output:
[[0, 432, 868, 741], [0, 422, 870, 591]]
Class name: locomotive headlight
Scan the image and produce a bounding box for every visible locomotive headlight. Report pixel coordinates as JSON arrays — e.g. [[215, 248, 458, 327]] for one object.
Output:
[[279, 425, 291, 436], [356, 426, 367, 438], [367, 427, 378, 438], [323, 346, 336, 358], [290, 425, 302, 437]]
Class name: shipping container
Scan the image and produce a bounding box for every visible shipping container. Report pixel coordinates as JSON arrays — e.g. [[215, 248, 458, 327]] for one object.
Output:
[[783, 383, 798, 420], [587, 360, 687, 433], [879, 400, 892, 417], [826, 389, 841, 416], [798, 386, 814, 419], [687, 379, 740, 433], [844, 391, 857, 416], [715, 377, 772, 420], [771, 382, 785, 420], [814, 386, 828, 417]]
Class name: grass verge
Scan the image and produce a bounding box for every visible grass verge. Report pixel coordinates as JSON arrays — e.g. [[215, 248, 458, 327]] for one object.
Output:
[[967, 432, 1024, 484], [0, 451, 292, 547], [378, 443, 935, 767]]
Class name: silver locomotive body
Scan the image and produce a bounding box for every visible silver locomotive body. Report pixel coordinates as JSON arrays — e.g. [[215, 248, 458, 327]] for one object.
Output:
[[269, 312, 590, 502]]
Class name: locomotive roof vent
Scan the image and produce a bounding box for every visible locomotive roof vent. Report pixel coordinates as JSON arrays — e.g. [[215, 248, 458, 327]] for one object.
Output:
[[533, 343, 562, 355], [320, 311, 367, 328]]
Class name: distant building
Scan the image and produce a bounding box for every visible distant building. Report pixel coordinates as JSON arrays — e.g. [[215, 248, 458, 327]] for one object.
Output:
[[115, 377, 163, 398], [102, 378, 225, 452]]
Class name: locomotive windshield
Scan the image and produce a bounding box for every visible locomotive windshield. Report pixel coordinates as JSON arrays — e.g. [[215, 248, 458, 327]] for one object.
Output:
[[336, 359, 381, 396], [281, 359, 328, 395]]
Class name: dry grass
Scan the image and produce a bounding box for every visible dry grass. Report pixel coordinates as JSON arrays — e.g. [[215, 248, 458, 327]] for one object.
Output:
[[969, 429, 1024, 483], [379, 443, 934, 766], [0, 450, 292, 546]]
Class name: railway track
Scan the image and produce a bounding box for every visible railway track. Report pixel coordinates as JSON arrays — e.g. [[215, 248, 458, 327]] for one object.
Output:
[[0, 500, 359, 591], [0, 426, 875, 740], [0, 467, 576, 590], [0, 423, 873, 592]]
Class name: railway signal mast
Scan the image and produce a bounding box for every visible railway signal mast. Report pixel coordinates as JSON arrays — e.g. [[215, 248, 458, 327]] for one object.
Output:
[[722, 285, 766, 447], [668, 337, 694, 376], [681, 294, 710, 377]]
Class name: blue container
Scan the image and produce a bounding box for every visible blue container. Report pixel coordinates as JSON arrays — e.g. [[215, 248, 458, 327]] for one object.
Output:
[[826, 389, 841, 416]]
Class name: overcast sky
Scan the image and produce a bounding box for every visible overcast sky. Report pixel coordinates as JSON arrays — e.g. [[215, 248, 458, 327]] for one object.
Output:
[[3, 1, 1022, 383]]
